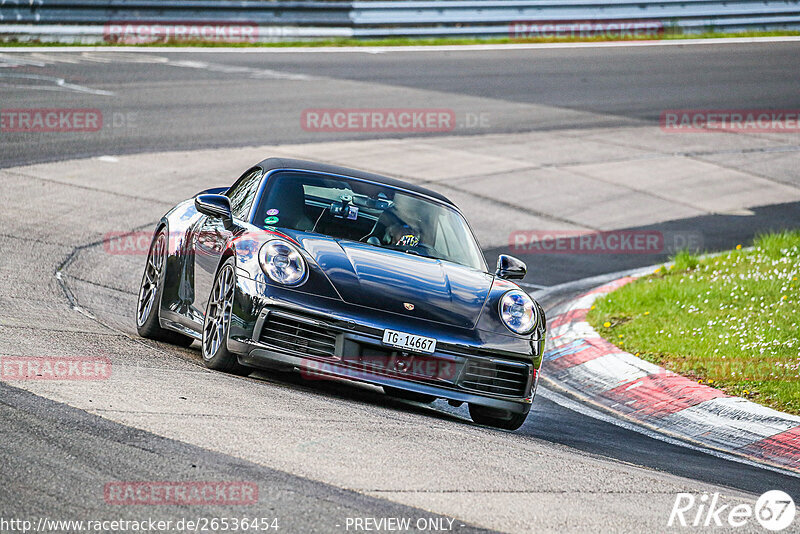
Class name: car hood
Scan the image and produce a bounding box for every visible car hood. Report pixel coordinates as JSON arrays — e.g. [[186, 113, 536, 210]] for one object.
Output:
[[293, 234, 492, 329]]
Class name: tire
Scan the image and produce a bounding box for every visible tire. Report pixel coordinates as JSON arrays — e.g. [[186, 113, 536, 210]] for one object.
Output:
[[468, 403, 529, 431], [201, 258, 250, 376], [136, 228, 194, 347], [383, 386, 436, 404]]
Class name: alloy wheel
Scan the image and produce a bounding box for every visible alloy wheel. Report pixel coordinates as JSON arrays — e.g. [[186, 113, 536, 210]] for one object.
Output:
[[202, 264, 235, 359], [136, 232, 166, 327]]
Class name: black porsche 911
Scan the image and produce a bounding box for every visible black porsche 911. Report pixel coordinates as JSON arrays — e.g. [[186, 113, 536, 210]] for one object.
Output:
[[135, 158, 545, 430]]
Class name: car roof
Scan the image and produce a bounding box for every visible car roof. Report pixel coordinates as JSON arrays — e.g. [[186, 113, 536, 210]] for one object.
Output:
[[256, 157, 455, 206]]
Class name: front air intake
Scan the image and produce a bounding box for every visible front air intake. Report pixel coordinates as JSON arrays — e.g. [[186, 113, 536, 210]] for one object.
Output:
[[258, 313, 336, 358], [460, 359, 529, 397]]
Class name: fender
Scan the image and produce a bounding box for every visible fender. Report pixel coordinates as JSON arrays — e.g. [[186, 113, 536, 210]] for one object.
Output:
[[158, 199, 205, 329]]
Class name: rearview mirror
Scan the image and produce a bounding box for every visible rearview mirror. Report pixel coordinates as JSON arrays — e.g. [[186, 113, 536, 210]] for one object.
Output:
[[195, 194, 235, 229], [495, 254, 527, 280]]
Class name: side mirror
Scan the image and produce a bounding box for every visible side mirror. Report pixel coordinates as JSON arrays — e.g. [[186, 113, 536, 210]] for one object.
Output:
[[195, 194, 235, 229], [495, 254, 527, 280]]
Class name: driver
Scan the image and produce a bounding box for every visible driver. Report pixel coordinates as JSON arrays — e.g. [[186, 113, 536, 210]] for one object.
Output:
[[367, 195, 429, 248]]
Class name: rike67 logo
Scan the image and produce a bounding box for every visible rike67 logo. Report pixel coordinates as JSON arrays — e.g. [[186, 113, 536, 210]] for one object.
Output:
[[669, 490, 795, 531]]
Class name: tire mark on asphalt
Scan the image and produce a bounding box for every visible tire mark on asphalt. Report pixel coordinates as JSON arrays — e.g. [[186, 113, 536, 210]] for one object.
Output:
[[64, 274, 137, 296], [0, 231, 74, 248]]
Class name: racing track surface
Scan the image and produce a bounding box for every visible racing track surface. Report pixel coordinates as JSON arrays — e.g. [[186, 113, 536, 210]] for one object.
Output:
[[2, 42, 800, 532]]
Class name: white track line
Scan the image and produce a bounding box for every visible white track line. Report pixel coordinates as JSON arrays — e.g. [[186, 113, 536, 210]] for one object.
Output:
[[0, 72, 114, 95], [1, 36, 800, 54]]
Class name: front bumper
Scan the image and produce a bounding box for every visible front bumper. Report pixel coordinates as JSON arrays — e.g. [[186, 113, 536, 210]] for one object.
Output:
[[229, 276, 541, 414]]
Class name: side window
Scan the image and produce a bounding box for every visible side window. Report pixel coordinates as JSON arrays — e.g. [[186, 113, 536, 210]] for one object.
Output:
[[226, 168, 263, 221], [434, 219, 451, 258]]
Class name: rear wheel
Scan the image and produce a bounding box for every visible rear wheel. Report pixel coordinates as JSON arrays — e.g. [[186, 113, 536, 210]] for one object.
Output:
[[201, 258, 250, 376], [468, 403, 529, 431], [136, 229, 194, 347], [383, 386, 436, 404]]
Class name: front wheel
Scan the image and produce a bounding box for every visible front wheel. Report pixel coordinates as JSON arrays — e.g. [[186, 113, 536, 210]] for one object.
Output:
[[201, 258, 250, 376], [468, 404, 529, 431]]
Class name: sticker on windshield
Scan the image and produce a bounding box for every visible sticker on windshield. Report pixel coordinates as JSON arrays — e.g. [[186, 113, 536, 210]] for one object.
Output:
[[264, 216, 279, 225], [266, 209, 279, 216], [347, 206, 359, 220]]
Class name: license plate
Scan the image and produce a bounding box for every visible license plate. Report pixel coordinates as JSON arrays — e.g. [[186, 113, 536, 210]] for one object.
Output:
[[381, 329, 437, 354]]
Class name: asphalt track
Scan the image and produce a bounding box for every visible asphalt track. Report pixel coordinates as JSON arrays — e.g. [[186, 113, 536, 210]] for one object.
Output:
[[3, 41, 800, 168], [2, 41, 800, 533]]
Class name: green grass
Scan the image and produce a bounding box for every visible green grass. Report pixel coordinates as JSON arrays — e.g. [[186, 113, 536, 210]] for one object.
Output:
[[587, 231, 800, 414], [2, 30, 800, 47]]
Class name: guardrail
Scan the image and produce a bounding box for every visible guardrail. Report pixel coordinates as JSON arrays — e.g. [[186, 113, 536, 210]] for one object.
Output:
[[1, 0, 800, 43], [0, 1, 353, 25]]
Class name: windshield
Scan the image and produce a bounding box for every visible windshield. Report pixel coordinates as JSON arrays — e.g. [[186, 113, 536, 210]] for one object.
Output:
[[253, 171, 487, 271]]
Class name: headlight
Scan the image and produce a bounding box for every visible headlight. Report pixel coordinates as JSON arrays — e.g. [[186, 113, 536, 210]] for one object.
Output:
[[259, 239, 307, 286], [499, 290, 538, 335]]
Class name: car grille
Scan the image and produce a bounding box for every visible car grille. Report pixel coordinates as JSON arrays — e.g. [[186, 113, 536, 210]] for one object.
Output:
[[258, 314, 337, 358], [460, 359, 529, 397]]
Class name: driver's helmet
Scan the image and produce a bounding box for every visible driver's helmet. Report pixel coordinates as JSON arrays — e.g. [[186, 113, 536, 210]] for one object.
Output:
[[389, 223, 420, 247]]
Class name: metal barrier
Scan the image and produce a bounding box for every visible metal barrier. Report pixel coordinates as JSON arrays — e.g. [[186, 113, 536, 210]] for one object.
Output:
[[1, 0, 800, 42], [0, 1, 352, 25]]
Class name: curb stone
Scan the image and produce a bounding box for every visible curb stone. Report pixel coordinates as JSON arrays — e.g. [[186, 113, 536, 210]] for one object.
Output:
[[543, 274, 800, 473]]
